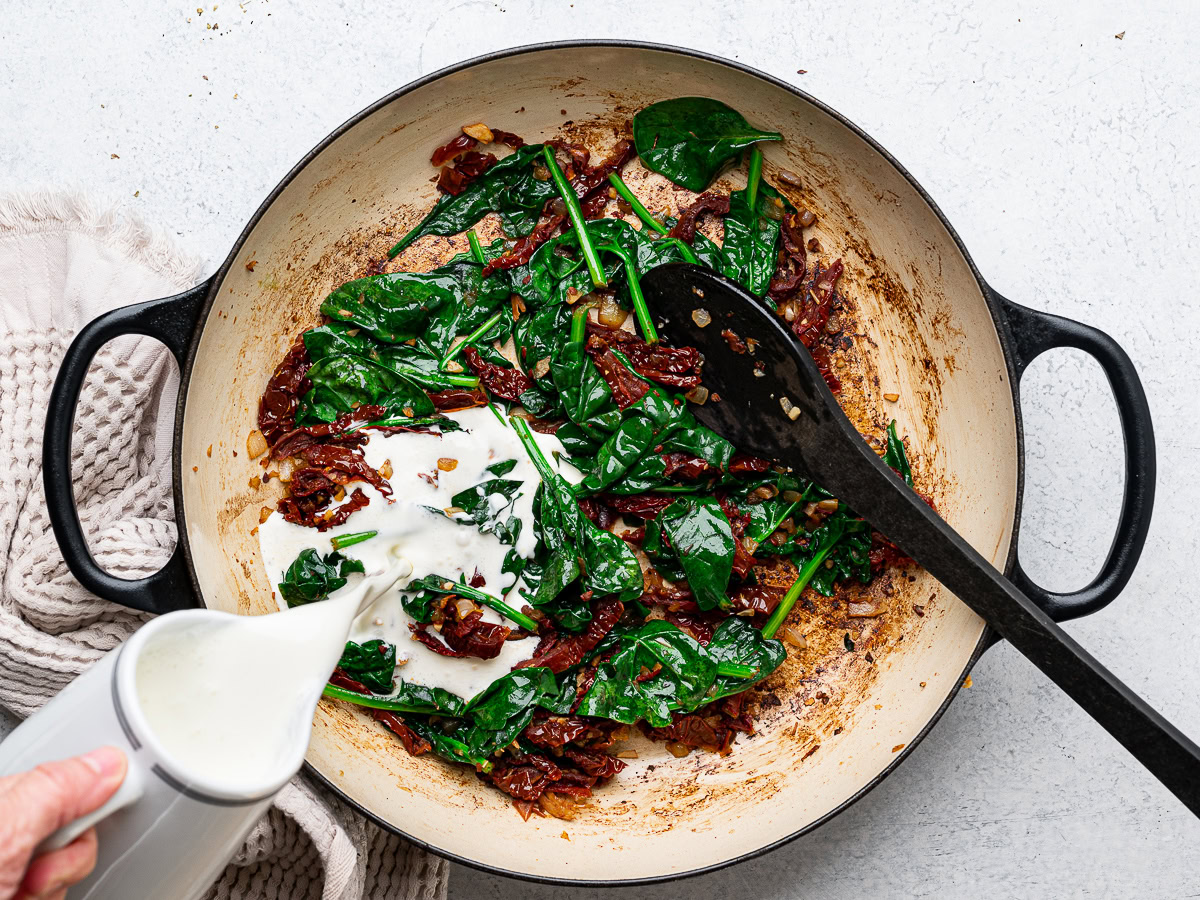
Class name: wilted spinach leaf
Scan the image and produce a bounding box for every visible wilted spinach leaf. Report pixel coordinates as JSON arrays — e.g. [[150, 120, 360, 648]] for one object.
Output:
[[721, 180, 784, 296], [632, 97, 783, 191], [444, 476, 524, 546], [388, 680, 468, 717], [577, 620, 718, 727], [321, 271, 459, 343], [884, 419, 913, 487], [461, 667, 560, 757], [278, 548, 363, 607], [389, 145, 557, 257], [298, 354, 434, 424], [337, 639, 397, 694], [658, 497, 735, 611], [706, 618, 786, 700], [512, 419, 643, 605], [807, 517, 872, 596]]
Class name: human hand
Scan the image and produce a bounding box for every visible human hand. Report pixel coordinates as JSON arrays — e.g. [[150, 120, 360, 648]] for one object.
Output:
[[0, 747, 127, 900]]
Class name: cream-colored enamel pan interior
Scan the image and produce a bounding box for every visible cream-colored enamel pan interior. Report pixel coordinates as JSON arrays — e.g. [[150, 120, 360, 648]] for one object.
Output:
[[178, 45, 1016, 880]]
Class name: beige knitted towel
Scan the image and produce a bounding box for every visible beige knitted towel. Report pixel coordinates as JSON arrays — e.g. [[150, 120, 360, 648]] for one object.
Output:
[[0, 192, 448, 900]]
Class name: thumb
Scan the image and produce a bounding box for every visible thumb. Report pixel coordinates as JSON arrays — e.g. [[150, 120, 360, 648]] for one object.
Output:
[[0, 747, 127, 853]]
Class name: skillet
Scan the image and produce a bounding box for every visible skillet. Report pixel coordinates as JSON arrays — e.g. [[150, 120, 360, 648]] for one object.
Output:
[[43, 41, 1153, 884]]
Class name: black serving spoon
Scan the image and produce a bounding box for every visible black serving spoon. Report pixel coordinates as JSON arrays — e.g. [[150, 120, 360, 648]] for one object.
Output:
[[641, 263, 1200, 816]]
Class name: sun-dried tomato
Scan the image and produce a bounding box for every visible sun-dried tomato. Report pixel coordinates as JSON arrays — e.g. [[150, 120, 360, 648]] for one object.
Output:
[[258, 339, 311, 445], [372, 711, 432, 757], [461, 347, 532, 402], [586, 324, 701, 390], [669, 192, 730, 243], [430, 133, 475, 167], [585, 338, 649, 409], [517, 599, 623, 674]]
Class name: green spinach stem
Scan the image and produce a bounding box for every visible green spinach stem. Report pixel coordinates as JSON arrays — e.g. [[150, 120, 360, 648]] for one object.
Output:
[[746, 146, 764, 213], [322, 684, 435, 714], [542, 146, 607, 289], [607, 173, 668, 235], [761, 520, 847, 640], [467, 230, 486, 265], [601, 242, 658, 344], [440, 311, 504, 369], [511, 416, 555, 484], [330, 530, 377, 551], [480, 386, 508, 427], [570, 304, 590, 344], [443, 580, 540, 633], [347, 415, 447, 432], [716, 662, 758, 679], [659, 236, 700, 265]]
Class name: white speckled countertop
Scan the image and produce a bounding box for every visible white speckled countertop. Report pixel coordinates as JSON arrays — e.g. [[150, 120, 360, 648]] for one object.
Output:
[[2, 1, 1199, 896]]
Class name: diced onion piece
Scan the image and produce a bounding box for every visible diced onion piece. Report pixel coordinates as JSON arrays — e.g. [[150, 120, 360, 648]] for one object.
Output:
[[799, 209, 817, 227], [780, 395, 801, 420], [437, 458, 458, 472], [778, 168, 803, 188], [817, 498, 839, 513], [763, 196, 785, 221], [685, 385, 709, 405], [538, 791, 579, 821], [884, 392, 900, 402], [782, 490, 803, 503], [666, 742, 691, 759], [454, 596, 478, 619], [533, 357, 551, 379], [259, 506, 273, 524], [778, 624, 807, 648], [246, 429, 268, 459], [462, 122, 494, 143], [379, 459, 393, 479], [691, 308, 712, 328], [597, 294, 628, 328]]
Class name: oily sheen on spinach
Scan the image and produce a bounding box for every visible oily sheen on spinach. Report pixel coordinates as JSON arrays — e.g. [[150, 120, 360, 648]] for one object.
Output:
[[388, 144, 557, 257], [278, 549, 364, 608], [632, 97, 783, 191], [268, 97, 923, 799]]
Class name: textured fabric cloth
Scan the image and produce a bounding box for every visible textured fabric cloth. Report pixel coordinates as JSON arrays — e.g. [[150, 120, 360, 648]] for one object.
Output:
[[0, 191, 448, 900]]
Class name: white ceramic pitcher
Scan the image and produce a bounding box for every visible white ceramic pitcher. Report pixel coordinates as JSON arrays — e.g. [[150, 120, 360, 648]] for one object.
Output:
[[0, 609, 308, 900]]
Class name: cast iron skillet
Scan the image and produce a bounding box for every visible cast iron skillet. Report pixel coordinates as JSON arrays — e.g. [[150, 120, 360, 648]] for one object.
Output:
[[41, 42, 1154, 884]]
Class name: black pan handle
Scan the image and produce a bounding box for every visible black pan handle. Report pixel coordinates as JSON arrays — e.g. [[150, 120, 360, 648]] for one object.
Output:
[[989, 287, 1155, 622], [43, 279, 212, 615]]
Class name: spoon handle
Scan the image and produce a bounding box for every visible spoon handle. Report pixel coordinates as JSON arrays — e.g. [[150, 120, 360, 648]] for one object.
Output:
[[808, 433, 1200, 816]]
